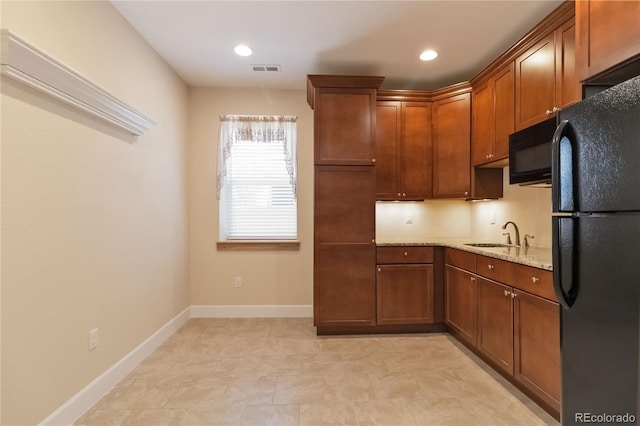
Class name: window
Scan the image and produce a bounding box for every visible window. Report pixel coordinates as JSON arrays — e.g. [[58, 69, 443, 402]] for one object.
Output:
[[217, 115, 297, 241]]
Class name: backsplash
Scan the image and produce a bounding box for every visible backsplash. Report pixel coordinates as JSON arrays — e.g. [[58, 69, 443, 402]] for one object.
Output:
[[471, 167, 552, 247], [376, 168, 552, 247], [376, 200, 472, 241]]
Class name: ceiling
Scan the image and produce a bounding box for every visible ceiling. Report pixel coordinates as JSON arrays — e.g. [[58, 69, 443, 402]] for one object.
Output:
[[112, 1, 564, 91]]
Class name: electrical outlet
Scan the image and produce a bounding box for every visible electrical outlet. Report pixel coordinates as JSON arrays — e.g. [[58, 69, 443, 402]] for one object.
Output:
[[406, 215, 413, 224], [234, 276, 242, 288], [88, 328, 99, 351], [490, 211, 496, 225]]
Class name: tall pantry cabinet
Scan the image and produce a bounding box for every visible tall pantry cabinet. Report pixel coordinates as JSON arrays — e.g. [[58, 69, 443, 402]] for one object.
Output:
[[307, 75, 384, 331]]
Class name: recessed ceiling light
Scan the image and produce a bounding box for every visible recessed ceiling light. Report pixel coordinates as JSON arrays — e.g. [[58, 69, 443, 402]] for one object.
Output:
[[234, 44, 253, 57], [419, 50, 438, 61]]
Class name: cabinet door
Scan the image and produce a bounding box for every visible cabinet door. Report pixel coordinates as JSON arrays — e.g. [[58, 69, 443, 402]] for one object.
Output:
[[400, 102, 432, 199], [432, 94, 470, 198], [471, 82, 493, 166], [493, 62, 515, 160], [477, 277, 514, 375], [577, 0, 640, 81], [556, 18, 581, 109], [514, 291, 561, 412], [377, 264, 434, 325], [445, 265, 477, 346], [515, 32, 557, 130], [315, 166, 375, 244], [375, 102, 401, 200], [314, 88, 377, 165], [315, 243, 376, 326]]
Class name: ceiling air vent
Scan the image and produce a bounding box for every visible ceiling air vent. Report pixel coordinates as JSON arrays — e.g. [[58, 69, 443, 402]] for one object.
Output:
[[251, 64, 281, 72]]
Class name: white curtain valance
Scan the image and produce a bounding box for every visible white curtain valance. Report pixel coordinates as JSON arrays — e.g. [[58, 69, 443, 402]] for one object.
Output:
[[217, 115, 298, 198]]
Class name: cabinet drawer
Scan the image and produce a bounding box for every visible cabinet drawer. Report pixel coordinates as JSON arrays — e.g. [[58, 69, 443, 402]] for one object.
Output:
[[477, 255, 515, 283], [377, 246, 433, 264], [445, 248, 476, 272], [477, 255, 555, 301], [512, 264, 555, 302]]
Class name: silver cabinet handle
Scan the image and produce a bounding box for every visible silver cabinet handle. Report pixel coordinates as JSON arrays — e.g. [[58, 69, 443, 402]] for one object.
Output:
[[552, 107, 560, 113], [372, 239, 375, 244], [504, 290, 509, 296], [531, 276, 540, 283], [488, 264, 495, 270], [464, 191, 469, 196], [397, 193, 401, 197], [511, 292, 517, 298], [378, 267, 381, 272], [470, 276, 476, 281], [545, 109, 552, 115], [402, 193, 406, 197], [404, 251, 408, 257], [371, 158, 376, 164]]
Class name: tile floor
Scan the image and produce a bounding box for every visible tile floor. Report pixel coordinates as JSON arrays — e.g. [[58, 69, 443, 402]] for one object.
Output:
[[75, 318, 559, 426]]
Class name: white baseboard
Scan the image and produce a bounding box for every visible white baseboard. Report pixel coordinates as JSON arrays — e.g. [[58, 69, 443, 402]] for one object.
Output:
[[191, 304, 313, 318], [40, 304, 312, 425], [39, 306, 191, 426]]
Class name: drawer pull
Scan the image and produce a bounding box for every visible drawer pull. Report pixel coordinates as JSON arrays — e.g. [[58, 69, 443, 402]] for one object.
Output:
[[404, 251, 408, 257], [488, 264, 495, 270], [504, 290, 509, 296], [531, 276, 540, 283], [378, 267, 381, 272], [470, 277, 476, 282], [511, 292, 517, 298]]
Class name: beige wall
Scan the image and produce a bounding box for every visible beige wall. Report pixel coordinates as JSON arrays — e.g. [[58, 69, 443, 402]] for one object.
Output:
[[188, 87, 313, 306], [1, 2, 189, 425]]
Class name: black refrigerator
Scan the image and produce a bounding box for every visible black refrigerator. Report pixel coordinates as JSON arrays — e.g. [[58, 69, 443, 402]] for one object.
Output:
[[552, 74, 640, 425]]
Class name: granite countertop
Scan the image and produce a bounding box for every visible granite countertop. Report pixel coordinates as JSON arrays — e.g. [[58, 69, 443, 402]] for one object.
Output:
[[377, 238, 553, 271]]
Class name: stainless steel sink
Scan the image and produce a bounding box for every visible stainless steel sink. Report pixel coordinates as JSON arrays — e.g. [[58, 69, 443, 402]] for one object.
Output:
[[464, 243, 513, 248]]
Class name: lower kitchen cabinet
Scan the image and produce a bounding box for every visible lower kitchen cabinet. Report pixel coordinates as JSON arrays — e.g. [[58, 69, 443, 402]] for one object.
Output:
[[315, 243, 376, 327], [477, 277, 514, 375], [445, 265, 477, 346], [376, 246, 434, 325], [514, 290, 561, 411], [377, 264, 433, 324], [445, 248, 560, 417]]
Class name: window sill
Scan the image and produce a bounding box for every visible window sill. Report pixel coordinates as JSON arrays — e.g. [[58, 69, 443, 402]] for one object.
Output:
[[216, 240, 301, 251]]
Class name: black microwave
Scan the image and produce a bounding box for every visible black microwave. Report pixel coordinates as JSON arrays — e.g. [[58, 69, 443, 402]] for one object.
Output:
[[508, 117, 556, 186]]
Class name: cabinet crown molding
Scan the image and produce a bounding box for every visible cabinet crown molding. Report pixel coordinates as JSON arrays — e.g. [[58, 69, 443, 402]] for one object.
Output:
[[0, 29, 156, 136]]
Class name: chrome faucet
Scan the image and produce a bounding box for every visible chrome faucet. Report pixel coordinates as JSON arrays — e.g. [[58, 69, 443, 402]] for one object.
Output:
[[501, 221, 520, 246]]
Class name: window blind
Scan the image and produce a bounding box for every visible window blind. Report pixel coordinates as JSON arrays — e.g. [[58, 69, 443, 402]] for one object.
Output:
[[224, 140, 297, 239]]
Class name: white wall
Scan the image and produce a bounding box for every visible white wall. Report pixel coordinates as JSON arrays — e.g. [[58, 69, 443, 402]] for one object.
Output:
[[188, 87, 314, 307], [376, 168, 552, 247], [470, 167, 552, 247], [1, 2, 189, 424], [376, 200, 472, 242]]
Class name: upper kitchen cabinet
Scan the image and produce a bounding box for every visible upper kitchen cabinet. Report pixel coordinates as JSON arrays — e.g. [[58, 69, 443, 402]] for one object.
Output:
[[515, 16, 580, 130], [576, 0, 640, 82], [432, 91, 471, 198], [308, 75, 384, 165], [375, 93, 432, 200], [472, 62, 515, 166]]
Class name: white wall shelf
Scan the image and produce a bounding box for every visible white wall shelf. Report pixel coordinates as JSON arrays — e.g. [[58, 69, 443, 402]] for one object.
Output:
[[0, 29, 156, 136]]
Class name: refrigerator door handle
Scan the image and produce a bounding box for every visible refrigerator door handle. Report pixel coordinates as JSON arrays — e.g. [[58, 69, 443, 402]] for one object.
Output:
[[552, 215, 578, 308], [552, 119, 576, 213]]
